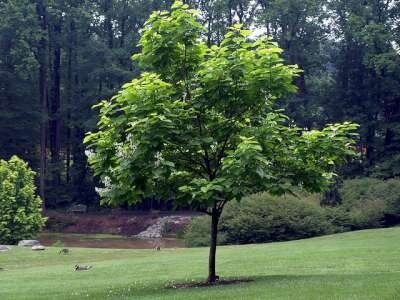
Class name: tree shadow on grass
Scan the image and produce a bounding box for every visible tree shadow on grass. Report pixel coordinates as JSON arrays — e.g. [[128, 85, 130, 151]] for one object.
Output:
[[163, 272, 394, 290], [86, 272, 400, 300], [89, 273, 399, 299]]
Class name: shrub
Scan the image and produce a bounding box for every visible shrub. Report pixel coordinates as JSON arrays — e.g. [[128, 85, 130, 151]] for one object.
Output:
[[375, 178, 400, 214], [0, 156, 46, 244], [184, 193, 341, 247], [184, 216, 226, 247], [339, 178, 385, 208], [339, 178, 400, 228], [323, 206, 353, 232], [220, 193, 333, 244], [184, 178, 400, 247]]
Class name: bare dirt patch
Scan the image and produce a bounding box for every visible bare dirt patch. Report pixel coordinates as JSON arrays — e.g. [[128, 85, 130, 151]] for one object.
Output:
[[45, 210, 194, 236]]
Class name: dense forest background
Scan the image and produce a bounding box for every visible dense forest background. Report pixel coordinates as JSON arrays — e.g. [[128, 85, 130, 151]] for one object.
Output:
[[1, 0, 399, 209]]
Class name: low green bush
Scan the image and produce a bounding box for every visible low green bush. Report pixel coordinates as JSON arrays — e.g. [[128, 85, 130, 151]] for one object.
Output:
[[383, 179, 400, 213], [221, 193, 333, 244], [184, 193, 335, 246], [184, 178, 400, 247], [340, 178, 385, 208], [0, 156, 46, 244], [184, 216, 226, 247], [323, 206, 353, 232], [339, 178, 400, 228]]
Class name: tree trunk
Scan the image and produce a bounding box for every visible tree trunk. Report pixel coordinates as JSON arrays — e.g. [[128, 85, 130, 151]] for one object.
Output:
[[104, 0, 113, 49], [207, 206, 220, 283], [50, 20, 62, 186], [66, 20, 74, 184], [36, 0, 49, 209], [365, 114, 376, 167]]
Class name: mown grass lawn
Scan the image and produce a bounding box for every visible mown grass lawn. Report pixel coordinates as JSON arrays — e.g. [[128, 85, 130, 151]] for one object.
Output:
[[1, 227, 399, 299]]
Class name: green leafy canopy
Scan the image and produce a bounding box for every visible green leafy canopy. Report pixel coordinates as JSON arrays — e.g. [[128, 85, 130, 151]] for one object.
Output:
[[84, 1, 358, 212], [0, 156, 46, 244]]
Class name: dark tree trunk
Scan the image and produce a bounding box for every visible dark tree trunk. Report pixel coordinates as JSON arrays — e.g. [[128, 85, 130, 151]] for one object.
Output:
[[365, 113, 376, 167], [66, 20, 75, 184], [206, 12, 212, 47], [384, 96, 399, 150], [120, 3, 127, 48], [36, 0, 49, 209], [49, 20, 62, 186], [104, 0, 113, 49], [207, 206, 220, 283], [227, 1, 233, 26]]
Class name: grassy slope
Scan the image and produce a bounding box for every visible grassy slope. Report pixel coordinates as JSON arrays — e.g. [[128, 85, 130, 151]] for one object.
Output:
[[1, 228, 399, 300]]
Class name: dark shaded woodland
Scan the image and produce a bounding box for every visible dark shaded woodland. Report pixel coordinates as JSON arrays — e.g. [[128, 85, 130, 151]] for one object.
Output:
[[1, 0, 399, 208]]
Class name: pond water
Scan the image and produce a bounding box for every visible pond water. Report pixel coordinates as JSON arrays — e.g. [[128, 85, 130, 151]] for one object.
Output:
[[38, 232, 185, 249]]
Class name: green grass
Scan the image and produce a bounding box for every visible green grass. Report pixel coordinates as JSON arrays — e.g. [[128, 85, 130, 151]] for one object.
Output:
[[1, 228, 400, 299]]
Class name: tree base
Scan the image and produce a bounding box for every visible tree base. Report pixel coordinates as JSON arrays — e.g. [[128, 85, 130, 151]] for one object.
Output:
[[207, 275, 219, 284], [165, 277, 253, 289]]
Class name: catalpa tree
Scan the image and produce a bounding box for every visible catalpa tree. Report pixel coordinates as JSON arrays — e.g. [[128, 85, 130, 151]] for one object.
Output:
[[85, 1, 358, 283]]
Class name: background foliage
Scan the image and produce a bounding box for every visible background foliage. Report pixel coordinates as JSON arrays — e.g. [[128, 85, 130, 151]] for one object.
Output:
[[0, 0, 399, 208], [184, 178, 400, 247]]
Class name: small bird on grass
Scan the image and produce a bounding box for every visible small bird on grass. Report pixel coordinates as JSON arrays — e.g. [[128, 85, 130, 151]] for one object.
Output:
[[74, 264, 92, 271], [59, 248, 70, 255]]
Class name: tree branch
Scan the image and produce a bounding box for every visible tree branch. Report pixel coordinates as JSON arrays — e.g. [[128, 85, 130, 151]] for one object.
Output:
[[216, 199, 228, 214], [174, 147, 209, 177]]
